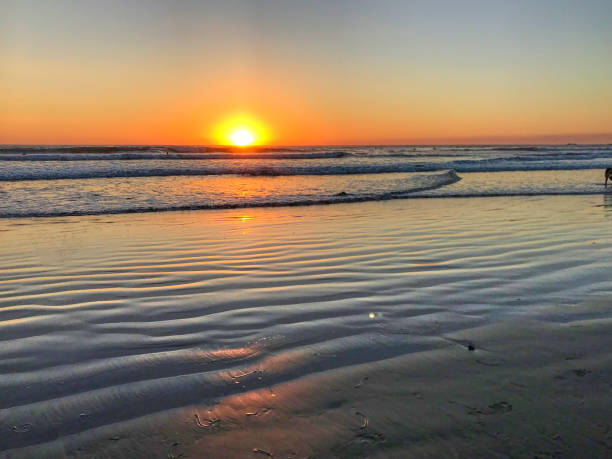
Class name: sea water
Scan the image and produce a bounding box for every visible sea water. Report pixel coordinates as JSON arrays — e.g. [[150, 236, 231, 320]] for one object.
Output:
[[1, 144, 611, 217]]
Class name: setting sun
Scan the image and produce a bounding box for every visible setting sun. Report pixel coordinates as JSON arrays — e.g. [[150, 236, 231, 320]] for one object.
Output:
[[230, 129, 255, 146], [211, 113, 271, 146]]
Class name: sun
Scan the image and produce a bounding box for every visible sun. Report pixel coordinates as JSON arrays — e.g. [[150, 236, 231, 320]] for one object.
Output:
[[210, 113, 270, 146], [230, 129, 255, 147]]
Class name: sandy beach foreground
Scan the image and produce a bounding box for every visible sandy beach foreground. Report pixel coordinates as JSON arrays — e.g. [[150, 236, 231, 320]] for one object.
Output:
[[1, 195, 612, 458], [62, 312, 612, 458]]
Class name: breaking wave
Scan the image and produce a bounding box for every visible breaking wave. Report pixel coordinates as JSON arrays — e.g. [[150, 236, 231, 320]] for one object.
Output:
[[2, 156, 612, 182], [1, 144, 611, 181], [0, 170, 461, 218]]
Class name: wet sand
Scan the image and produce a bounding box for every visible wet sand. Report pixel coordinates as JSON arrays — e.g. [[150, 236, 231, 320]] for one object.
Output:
[[1, 195, 612, 457], [70, 309, 612, 458]]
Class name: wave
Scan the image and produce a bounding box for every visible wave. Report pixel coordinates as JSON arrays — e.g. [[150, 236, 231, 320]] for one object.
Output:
[[0, 151, 348, 161], [3, 167, 612, 219], [2, 156, 612, 181], [2, 144, 611, 162], [0, 145, 309, 154], [0, 170, 461, 218], [11, 188, 604, 219]]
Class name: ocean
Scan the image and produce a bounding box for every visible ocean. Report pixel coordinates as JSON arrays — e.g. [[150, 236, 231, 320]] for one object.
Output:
[[2, 145, 612, 456], [1, 144, 611, 218]]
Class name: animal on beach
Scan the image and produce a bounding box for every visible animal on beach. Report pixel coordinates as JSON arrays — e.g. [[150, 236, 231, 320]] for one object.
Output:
[[606, 168, 612, 187]]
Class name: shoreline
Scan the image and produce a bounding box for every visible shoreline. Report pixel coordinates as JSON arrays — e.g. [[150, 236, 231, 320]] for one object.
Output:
[[1, 169, 611, 220]]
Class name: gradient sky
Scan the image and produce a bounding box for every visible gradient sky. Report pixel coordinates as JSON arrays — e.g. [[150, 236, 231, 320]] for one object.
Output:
[[1, 0, 611, 145]]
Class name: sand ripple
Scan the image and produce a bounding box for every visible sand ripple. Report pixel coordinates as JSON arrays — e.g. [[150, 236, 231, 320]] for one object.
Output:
[[1, 196, 612, 453]]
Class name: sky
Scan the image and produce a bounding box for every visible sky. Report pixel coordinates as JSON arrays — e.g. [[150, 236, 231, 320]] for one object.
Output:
[[1, 0, 611, 145]]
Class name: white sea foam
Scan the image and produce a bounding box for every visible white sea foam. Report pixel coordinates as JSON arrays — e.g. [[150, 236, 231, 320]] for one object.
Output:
[[1, 144, 611, 181]]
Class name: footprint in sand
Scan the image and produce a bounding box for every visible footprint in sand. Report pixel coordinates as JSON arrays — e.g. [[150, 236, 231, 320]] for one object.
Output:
[[12, 424, 32, 433], [194, 413, 221, 429], [168, 442, 184, 459]]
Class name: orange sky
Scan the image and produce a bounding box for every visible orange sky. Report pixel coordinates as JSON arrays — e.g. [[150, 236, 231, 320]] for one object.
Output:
[[1, 1, 611, 145]]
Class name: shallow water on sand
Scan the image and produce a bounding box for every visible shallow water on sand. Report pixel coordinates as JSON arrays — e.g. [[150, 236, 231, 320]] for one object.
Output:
[[1, 195, 612, 454]]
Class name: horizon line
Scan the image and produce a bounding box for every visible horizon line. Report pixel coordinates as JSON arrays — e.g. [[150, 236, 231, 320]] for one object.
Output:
[[2, 142, 612, 148]]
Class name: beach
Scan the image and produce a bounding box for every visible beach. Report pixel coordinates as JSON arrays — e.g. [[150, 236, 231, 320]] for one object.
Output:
[[4, 0, 612, 455], [2, 194, 612, 457]]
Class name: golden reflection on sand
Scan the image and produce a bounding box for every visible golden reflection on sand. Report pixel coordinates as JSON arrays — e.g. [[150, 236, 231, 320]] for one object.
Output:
[[184, 374, 342, 459], [205, 347, 257, 361]]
